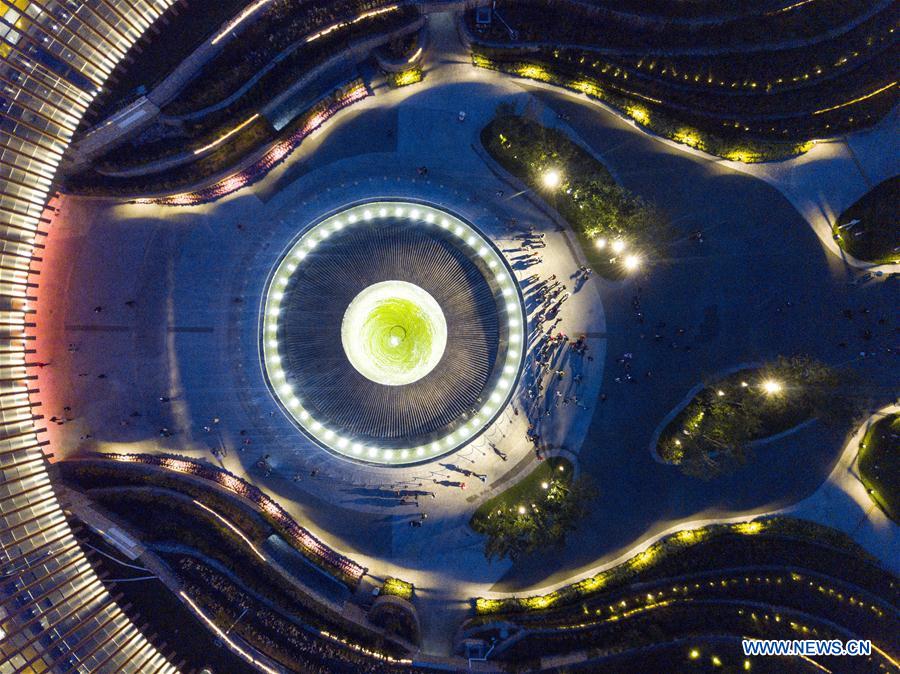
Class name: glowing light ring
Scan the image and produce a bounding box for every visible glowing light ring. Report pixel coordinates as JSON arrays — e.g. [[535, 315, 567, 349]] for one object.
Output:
[[261, 201, 526, 466]]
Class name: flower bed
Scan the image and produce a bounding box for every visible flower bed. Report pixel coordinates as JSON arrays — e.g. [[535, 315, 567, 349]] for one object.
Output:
[[381, 577, 415, 600], [386, 67, 424, 87], [482, 114, 669, 279], [95, 452, 367, 586]]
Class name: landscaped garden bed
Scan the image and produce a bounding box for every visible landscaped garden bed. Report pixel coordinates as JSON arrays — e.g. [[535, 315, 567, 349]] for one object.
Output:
[[832, 176, 900, 264], [386, 67, 424, 88], [470, 0, 880, 53], [474, 52, 822, 162], [857, 413, 899, 522], [165, 1, 408, 114], [470, 456, 597, 560], [481, 114, 669, 278], [471, 516, 887, 615], [656, 356, 848, 478], [467, 0, 897, 156], [90, 7, 417, 175], [58, 456, 366, 586], [84, 0, 252, 125], [465, 515, 897, 671], [66, 80, 368, 199], [381, 577, 415, 600], [169, 554, 414, 671], [96, 114, 274, 172], [80, 485, 414, 660], [163, 3, 417, 118]]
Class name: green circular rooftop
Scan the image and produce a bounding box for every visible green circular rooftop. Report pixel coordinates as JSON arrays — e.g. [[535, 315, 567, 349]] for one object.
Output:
[[341, 281, 447, 386]]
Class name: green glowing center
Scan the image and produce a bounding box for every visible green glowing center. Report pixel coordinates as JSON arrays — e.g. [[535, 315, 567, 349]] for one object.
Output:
[[341, 281, 447, 386]]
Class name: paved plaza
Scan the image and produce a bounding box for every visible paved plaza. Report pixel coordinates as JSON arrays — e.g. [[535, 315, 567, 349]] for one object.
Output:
[[33, 12, 898, 652]]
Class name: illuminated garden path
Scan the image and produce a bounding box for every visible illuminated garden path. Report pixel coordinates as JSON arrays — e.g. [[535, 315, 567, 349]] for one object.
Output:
[[37, 10, 897, 655]]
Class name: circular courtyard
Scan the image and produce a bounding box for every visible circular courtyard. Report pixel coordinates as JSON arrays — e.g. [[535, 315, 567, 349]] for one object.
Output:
[[261, 200, 525, 464], [3, 2, 897, 672]]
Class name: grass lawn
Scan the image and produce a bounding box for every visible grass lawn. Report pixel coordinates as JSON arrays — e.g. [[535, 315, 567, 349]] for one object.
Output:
[[481, 115, 669, 279], [858, 413, 899, 523], [832, 176, 899, 264], [470, 456, 573, 531]]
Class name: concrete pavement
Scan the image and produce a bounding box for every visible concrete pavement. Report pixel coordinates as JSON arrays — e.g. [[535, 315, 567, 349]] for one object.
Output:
[[37, 11, 898, 654]]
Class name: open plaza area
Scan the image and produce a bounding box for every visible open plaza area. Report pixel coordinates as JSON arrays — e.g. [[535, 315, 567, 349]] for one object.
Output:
[[0, 2, 897, 673]]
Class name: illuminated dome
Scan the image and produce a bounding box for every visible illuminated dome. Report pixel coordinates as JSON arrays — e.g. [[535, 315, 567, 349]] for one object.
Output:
[[341, 280, 448, 386], [261, 201, 526, 465]]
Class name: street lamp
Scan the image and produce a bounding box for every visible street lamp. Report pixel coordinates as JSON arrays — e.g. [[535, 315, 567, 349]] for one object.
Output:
[[594, 237, 607, 250], [623, 254, 641, 271], [542, 168, 562, 189], [762, 379, 783, 395], [611, 239, 626, 254]]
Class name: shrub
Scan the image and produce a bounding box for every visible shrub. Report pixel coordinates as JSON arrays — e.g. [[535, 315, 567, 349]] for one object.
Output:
[[381, 577, 415, 600], [482, 114, 670, 279]]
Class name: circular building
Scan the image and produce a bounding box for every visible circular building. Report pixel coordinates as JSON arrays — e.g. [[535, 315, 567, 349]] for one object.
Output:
[[261, 200, 526, 465]]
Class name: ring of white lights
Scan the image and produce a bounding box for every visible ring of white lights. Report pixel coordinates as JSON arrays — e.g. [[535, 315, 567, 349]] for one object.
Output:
[[260, 200, 526, 466], [341, 280, 448, 387]]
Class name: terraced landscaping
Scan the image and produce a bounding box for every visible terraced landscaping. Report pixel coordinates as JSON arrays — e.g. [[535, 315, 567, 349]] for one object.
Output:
[[59, 460, 416, 672], [464, 519, 898, 672], [467, 0, 897, 159]]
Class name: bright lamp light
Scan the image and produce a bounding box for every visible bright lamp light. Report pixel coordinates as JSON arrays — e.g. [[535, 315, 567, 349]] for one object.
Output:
[[762, 379, 783, 395], [623, 254, 641, 271], [542, 169, 562, 189]]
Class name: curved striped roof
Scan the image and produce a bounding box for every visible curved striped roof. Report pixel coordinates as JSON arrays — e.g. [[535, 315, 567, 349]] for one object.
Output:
[[0, 0, 181, 671]]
